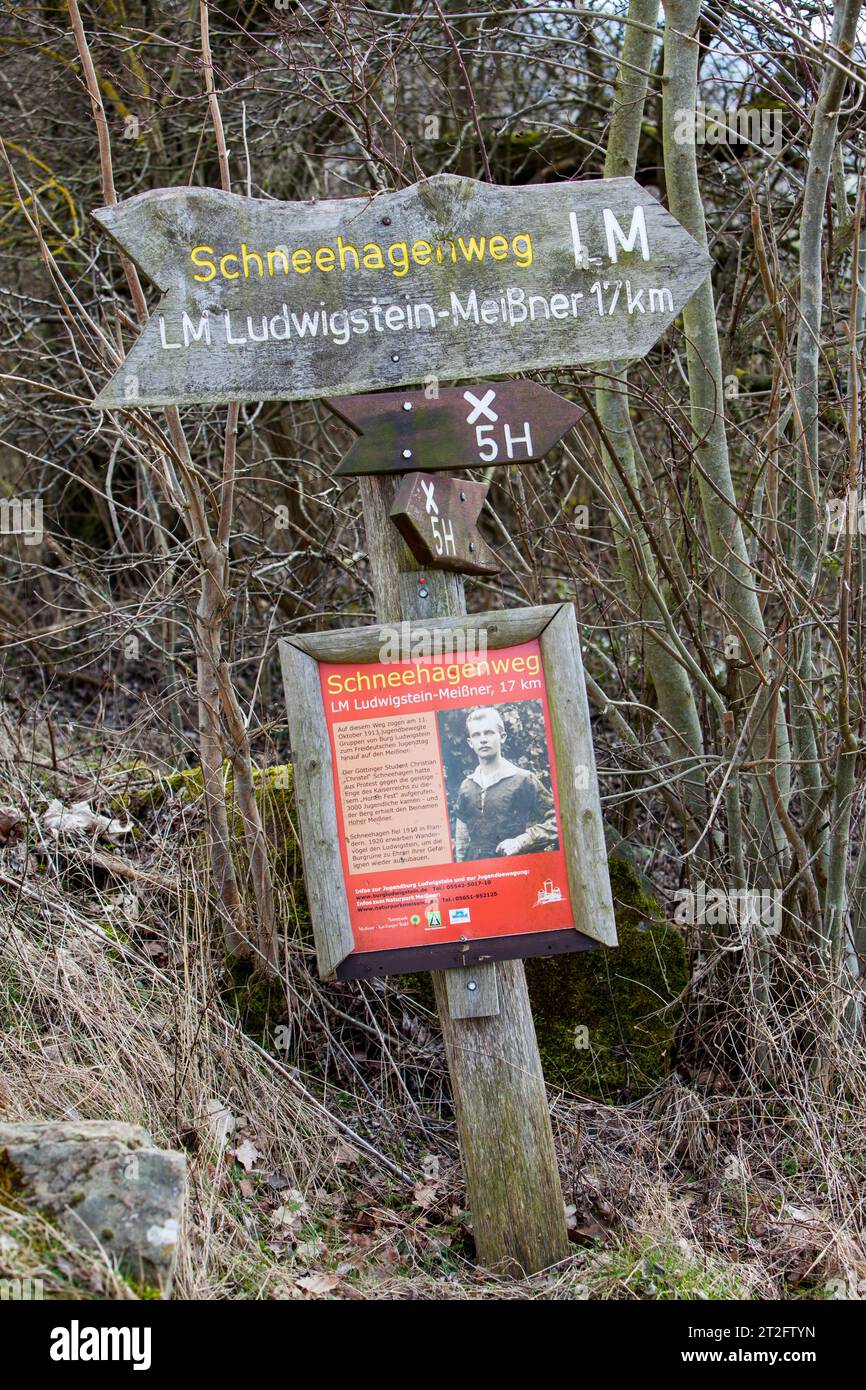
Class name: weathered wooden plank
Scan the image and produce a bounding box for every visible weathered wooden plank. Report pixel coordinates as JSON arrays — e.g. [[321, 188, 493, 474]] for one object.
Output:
[[286, 603, 560, 663], [278, 639, 354, 978], [444, 962, 500, 1020], [390, 473, 497, 575], [92, 174, 711, 408], [539, 603, 617, 947], [326, 382, 583, 475], [432, 958, 570, 1273]]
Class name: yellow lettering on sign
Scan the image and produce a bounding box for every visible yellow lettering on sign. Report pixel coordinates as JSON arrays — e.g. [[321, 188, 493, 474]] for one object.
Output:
[[191, 245, 216, 282], [187, 230, 536, 282]]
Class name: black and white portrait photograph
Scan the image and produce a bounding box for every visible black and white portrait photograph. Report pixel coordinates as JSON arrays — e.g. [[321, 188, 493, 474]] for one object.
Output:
[[437, 702, 560, 862]]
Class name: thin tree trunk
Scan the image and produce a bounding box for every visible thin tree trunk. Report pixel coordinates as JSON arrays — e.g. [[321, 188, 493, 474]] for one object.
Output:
[[196, 572, 247, 960], [793, 0, 863, 915], [68, 0, 267, 965], [199, 11, 279, 974], [662, 0, 792, 880], [824, 182, 863, 992], [595, 0, 709, 844]]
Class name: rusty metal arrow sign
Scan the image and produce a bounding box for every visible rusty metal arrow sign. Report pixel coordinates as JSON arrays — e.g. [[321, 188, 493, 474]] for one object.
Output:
[[390, 473, 497, 574], [325, 381, 584, 476]]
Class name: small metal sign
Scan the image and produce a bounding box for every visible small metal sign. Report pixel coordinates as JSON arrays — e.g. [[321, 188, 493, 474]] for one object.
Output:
[[325, 381, 584, 476], [390, 474, 497, 574]]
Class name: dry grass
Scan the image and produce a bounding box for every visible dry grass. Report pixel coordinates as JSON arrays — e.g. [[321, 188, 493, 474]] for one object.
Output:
[[1, 724, 865, 1301]]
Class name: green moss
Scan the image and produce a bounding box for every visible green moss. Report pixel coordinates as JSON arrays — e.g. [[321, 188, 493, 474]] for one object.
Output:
[[109, 762, 204, 814], [0, 961, 24, 1025], [98, 920, 129, 945], [222, 953, 286, 1041], [403, 856, 686, 1101], [0, 1150, 25, 1203], [397, 966, 434, 1012], [250, 766, 300, 874], [122, 1276, 163, 1300], [589, 1235, 753, 1300], [526, 855, 687, 1100], [502, 129, 545, 148]]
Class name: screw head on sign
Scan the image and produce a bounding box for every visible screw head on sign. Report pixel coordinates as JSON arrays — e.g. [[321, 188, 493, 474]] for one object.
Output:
[[418, 587, 429, 598], [391, 353, 400, 362], [459, 491, 466, 501], [382, 216, 392, 226], [467, 980, 477, 992], [402, 449, 412, 459], [402, 401, 413, 411], [469, 542, 475, 552]]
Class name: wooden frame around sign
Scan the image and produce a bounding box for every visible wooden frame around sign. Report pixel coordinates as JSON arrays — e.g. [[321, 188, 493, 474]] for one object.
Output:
[[278, 602, 617, 980]]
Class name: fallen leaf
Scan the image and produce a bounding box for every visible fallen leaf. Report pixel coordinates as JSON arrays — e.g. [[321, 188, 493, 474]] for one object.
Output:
[[43, 799, 132, 843], [271, 1189, 308, 1229], [262, 1170, 292, 1191], [569, 1216, 609, 1244], [231, 1139, 261, 1173], [295, 1236, 325, 1262], [420, 1152, 441, 1181], [0, 806, 24, 845], [413, 1181, 440, 1209], [296, 1273, 339, 1295], [205, 1098, 236, 1147]]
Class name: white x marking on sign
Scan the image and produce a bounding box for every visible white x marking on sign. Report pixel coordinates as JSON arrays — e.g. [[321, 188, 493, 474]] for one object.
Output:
[[421, 479, 439, 515], [463, 389, 498, 424]]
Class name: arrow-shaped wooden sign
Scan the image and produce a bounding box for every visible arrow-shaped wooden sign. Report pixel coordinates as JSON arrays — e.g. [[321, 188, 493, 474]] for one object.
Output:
[[325, 381, 583, 476], [91, 173, 711, 409], [390, 474, 497, 574]]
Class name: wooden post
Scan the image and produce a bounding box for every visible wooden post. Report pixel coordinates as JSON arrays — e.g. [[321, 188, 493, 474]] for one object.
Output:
[[358, 474, 570, 1276]]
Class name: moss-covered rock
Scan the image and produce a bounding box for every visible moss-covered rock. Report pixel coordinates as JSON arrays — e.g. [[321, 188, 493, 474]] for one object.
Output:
[[403, 855, 686, 1100], [525, 855, 687, 1100], [0, 1122, 185, 1294]]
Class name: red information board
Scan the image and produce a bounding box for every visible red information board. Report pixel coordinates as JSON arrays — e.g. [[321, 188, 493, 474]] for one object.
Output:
[[319, 639, 575, 957]]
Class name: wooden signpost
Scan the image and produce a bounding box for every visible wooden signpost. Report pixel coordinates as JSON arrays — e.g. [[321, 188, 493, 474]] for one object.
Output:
[[389, 474, 497, 574], [93, 170, 711, 1276], [324, 382, 584, 476], [91, 173, 710, 409]]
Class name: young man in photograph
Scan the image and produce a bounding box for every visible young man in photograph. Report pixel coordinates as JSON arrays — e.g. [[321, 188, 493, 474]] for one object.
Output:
[[453, 706, 559, 862]]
